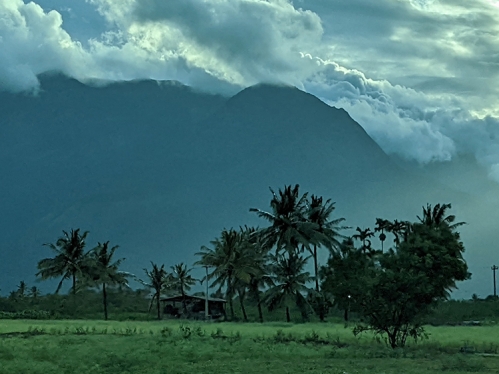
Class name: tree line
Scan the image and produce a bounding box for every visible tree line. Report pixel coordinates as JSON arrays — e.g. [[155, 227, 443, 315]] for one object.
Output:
[[4, 184, 471, 348]]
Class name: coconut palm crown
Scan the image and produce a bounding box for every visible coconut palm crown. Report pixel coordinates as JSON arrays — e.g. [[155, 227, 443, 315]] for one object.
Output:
[[171, 263, 197, 316], [195, 228, 259, 320], [36, 229, 90, 295], [250, 185, 318, 255]]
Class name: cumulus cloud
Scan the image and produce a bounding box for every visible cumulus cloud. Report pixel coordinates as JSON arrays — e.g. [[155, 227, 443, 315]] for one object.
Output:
[[298, 0, 499, 111], [1, 0, 499, 180], [0, 0, 92, 91], [304, 59, 457, 163], [88, 0, 324, 87], [303, 57, 499, 178]]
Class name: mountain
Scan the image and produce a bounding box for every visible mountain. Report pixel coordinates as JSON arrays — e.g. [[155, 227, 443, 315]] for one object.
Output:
[[0, 73, 488, 298]]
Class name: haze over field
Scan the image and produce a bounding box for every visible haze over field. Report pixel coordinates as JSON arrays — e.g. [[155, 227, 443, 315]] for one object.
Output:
[[1, 0, 499, 298]]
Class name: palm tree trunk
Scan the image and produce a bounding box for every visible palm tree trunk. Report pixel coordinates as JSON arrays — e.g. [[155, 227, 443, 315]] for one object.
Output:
[[313, 245, 319, 292], [255, 291, 264, 323], [222, 304, 227, 320], [156, 294, 161, 320], [103, 283, 108, 321], [228, 296, 234, 320], [181, 286, 188, 317], [250, 280, 264, 323], [237, 289, 248, 322], [227, 275, 235, 320], [72, 273, 77, 295], [285, 306, 291, 323]]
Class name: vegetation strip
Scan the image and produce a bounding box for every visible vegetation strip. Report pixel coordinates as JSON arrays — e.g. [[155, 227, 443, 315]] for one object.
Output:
[[2, 184, 490, 353]]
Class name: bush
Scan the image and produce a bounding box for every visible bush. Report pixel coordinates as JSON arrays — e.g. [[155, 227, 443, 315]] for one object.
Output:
[[0, 310, 56, 320]]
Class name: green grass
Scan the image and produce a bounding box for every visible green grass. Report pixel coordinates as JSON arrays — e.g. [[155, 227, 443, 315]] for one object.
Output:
[[1, 320, 498, 373]]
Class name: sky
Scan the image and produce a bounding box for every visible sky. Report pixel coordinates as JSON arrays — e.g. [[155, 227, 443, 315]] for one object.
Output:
[[1, 0, 499, 178]]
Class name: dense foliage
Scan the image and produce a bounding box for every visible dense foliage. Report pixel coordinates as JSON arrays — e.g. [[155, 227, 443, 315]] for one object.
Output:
[[322, 204, 470, 347]]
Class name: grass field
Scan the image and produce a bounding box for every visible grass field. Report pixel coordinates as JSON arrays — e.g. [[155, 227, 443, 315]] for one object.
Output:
[[1, 320, 498, 373]]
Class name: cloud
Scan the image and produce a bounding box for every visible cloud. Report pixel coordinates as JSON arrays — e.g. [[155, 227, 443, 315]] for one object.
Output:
[[303, 58, 499, 178], [88, 0, 324, 87], [1, 0, 499, 181], [0, 0, 91, 91], [297, 0, 499, 111], [304, 59, 457, 163]]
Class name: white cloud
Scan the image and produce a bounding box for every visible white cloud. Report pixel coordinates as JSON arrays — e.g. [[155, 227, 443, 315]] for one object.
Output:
[[0, 0, 92, 91], [1, 0, 499, 181], [87, 0, 324, 87], [303, 59, 458, 163]]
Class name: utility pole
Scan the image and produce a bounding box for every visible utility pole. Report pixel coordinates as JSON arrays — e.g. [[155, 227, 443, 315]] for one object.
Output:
[[203, 265, 210, 320], [492, 265, 498, 297]]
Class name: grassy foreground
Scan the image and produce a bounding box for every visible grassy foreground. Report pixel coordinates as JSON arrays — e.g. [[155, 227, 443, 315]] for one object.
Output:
[[1, 320, 498, 374]]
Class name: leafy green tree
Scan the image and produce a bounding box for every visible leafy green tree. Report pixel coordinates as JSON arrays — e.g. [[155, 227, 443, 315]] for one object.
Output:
[[37, 229, 90, 295], [83, 242, 131, 320], [321, 238, 373, 321], [264, 252, 312, 322], [170, 263, 197, 316], [328, 207, 469, 348], [195, 228, 257, 320], [138, 262, 172, 320]]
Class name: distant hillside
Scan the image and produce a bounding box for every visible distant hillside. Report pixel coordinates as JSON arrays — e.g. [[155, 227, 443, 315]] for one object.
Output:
[[0, 73, 487, 298]]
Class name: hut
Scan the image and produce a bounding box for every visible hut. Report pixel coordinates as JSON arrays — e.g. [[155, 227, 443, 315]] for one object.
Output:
[[160, 294, 226, 320]]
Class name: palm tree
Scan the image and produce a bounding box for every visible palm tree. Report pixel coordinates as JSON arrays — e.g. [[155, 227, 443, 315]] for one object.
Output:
[[384, 220, 410, 245], [226, 226, 271, 322], [418, 203, 465, 231], [37, 229, 90, 295], [195, 229, 257, 320], [137, 262, 172, 320], [84, 242, 131, 320], [17, 281, 27, 298], [240, 227, 273, 323], [264, 252, 312, 322], [305, 195, 346, 292], [374, 218, 390, 252], [171, 263, 197, 316], [352, 227, 375, 254], [28, 286, 41, 300], [250, 185, 316, 255]]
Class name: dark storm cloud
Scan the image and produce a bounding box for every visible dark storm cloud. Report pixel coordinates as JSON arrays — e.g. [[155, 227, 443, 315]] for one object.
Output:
[[297, 0, 499, 107], [127, 0, 324, 83]]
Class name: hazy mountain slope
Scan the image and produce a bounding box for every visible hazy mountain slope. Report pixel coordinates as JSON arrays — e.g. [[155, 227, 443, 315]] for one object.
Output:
[[0, 75, 479, 297]]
